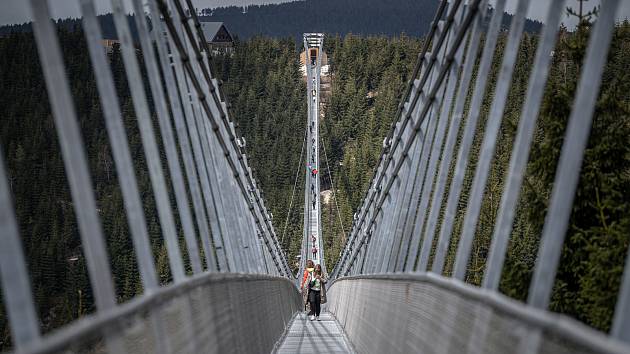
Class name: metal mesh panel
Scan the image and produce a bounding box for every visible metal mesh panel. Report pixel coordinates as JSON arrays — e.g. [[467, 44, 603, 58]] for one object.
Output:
[[17, 274, 300, 354], [327, 275, 630, 354]]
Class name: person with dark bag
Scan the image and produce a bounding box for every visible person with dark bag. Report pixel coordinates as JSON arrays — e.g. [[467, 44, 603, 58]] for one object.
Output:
[[300, 260, 315, 312], [307, 264, 325, 321]]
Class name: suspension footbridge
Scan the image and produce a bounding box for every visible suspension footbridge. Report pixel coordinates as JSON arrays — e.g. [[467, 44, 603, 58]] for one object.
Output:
[[1, 0, 630, 353]]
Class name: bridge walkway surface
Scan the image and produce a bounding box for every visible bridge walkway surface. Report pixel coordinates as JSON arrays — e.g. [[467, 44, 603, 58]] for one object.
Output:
[[275, 312, 354, 354]]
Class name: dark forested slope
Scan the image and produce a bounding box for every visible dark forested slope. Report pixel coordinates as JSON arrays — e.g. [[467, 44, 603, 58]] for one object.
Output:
[[199, 0, 542, 39], [0, 0, 541, 40]]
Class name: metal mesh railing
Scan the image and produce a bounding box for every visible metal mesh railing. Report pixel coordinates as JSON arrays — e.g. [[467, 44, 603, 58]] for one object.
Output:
[[20, 274, 300, 354], [0, 0, 295, 351], [327, 275, 629, 354], [331, 0, 630, 352]]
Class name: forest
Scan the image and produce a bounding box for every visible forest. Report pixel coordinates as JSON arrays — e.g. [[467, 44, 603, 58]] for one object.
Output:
[[0, 28, 172, 348], [1, 6, 629, 352]]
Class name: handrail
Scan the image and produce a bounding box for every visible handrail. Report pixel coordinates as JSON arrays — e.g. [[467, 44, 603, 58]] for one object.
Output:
[[328, 274, 630, 354]]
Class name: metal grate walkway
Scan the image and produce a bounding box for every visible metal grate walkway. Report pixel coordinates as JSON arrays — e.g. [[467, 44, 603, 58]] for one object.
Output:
[[275, 312, 354, 354], [300, 33, 327, 276]]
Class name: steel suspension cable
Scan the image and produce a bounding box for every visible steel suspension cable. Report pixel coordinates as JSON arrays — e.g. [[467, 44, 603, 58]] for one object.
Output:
[[281, 128, 307, 247], [157, 0, 290, 274], [320, 131, 347, 240]]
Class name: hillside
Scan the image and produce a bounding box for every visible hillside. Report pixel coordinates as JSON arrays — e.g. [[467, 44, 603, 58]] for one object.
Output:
[[201, 0, 542, 39], [0, 0, 542, 40], [1, 14, 630, 351]]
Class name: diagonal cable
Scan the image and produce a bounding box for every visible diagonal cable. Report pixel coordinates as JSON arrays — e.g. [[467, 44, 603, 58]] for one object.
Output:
[[320, 130, 347, 240], [281, 128, 307, 247]]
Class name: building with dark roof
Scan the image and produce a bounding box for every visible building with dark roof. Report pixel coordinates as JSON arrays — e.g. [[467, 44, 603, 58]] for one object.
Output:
[[200, 21, 234, 55]]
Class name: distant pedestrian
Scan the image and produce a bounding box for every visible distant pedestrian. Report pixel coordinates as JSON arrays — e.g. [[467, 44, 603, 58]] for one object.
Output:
[[312, 246, 317, 258], [312, 199, 316, 209], [311, 184, 314, 193]]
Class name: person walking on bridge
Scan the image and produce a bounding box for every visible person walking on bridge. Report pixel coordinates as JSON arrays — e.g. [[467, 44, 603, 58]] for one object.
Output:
[[316, 264, 328, 307], [300, 260, 315, 312], [307, 264, 325, 321]]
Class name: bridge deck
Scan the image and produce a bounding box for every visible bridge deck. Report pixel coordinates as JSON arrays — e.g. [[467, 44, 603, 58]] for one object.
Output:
[[275, 312, 354, 353]]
